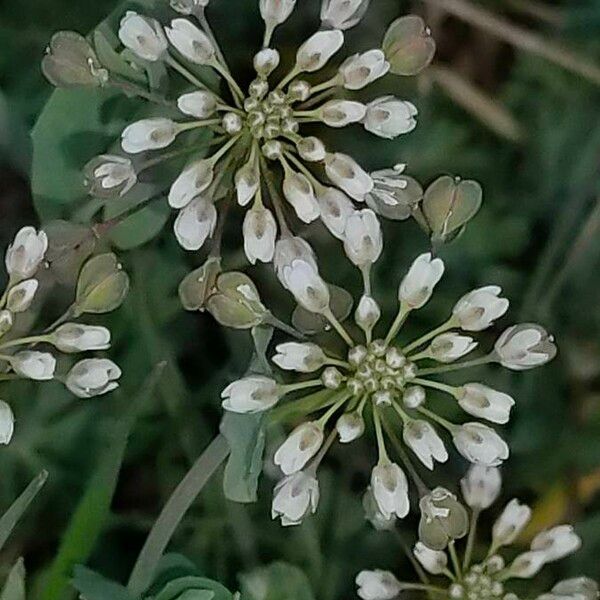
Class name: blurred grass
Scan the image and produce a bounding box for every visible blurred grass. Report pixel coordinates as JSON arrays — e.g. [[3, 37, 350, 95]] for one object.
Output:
[[0, 0, 600, 598]]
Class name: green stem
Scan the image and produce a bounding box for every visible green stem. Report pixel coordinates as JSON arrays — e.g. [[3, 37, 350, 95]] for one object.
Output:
[[127, 434, 230, 597], [463, 509, 480, 570], [417, 354, 494, 376], [417, 406, 458, 434], [0, 334, 51, 350], [166, 55, 222, 99], [448, 541, 463, 580], [324, 309, 355, 347], [384, 303, 411, 345], [403, 317, 457, 354], [412, 378, 459, 398], [372, 407, 390, 464], [282, 379, 324, 394]]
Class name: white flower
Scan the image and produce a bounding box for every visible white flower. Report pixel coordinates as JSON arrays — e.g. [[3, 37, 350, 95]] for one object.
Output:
[[371, 462, 409, 519], [177, 90, 217, 118], [51, 323, 111, 353], [174, 197, 217, 250], [273, 342, 327, 372], [171, 0, 210, 15], [235, 162, 259, 207], [320, 99, 366, 127], [282, 170, 320, 223], [66, 359, 121, 398], [363, 96, 417, 139], [492, 499, 532, 548], [367, 165, 415, 220], [508, 551, 547, 579], [0, 401, 15, 445], [321, 0, 370, 30], [86, 155, 137, 198], [272, 471, 320, 526], [165, 19, 215, 65], [343, 209, 382, 268], [253, 48, 280, 76], [531, 525, 582, 562], [11, 351, 56, 381], [413, 541, 448, 575], [121, 118, 178, 154], [243, 205, 277, 264], [317, 187, 355, 240], [355, 295, 381, 335], [336, 412, 365, 443], [403, 420, 448, 470], [296, 136, 326, 162], [168, 159, 214, 209], [452, 285, 509, 331], [325, 153, 373, 201], [542, 578, 599, 600], [7, 279, 38, 313], [495, 324, 557, 370], [274, 236, 318, 289], [118, 12, 167, 62], [284, 259, 330, 314], [453, 422, 509, 466], [457, 383, 515, 425], [356, 570, 402, 600], [274, 422, 324, 475], [399, 252, 444, 310], [429, 332, 477, 363], [5, 227, 48, 281], [221, 376, 280, 413], [260, 0, 296, 27], [296, 30, 344, 72], [0, 310, 13, 335], [460, 464, 501, 510], [339, 50, 390, 89]]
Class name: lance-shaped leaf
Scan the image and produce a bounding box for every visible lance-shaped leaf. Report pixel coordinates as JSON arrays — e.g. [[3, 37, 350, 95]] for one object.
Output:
[[382, 15, 436, 76], [0, 558, 26, 600]]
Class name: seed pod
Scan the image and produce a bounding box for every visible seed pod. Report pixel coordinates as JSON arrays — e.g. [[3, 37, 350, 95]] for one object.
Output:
[[178, 257, 222, 311], [382, 15, 436, 76]]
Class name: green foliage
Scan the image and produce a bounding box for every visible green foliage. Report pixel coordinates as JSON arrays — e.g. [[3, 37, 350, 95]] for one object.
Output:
[[239, 562, 316, 600]]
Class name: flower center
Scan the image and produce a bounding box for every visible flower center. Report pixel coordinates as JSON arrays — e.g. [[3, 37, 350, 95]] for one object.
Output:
[[449, 562, 509, 600]]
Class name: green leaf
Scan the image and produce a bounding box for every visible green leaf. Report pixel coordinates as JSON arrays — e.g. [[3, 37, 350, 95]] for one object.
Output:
[[153, 576, 232, 600], [0, 471, 48, 552], [239, 562, 315, 600], [109, 200, 171, 250], [0, 558, 26, 600], [71, 566, 134, 600]]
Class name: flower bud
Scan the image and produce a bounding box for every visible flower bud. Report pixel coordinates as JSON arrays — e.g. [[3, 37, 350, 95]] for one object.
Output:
[[42, 31, 107, 89], [173, 197, 217, 251], [366, 165, 422, 221], [206, 271, 267, 329], [262, 140, 283, 160], [254, 48, 280, 77], [356, 570, 401, 600], [121, 118, 178, 154], [168, 159, 215, 208], [11, 351, 56, 381], [403, 420, 447, 470], [492, 499, 531, 548], [531, 525, 581, 562], [0, 401, 15, 445], [178, 257, 221, 311], [170, 0, 210, 15], [235, 161, 259, 207], [84, 155, 137, 198], [418, 487, 469, 550], [336, 412, 365, 443], [274, 422, 324, 475], [322, 366, 343, 389], [274, 237, 318, 289], [165, 18, 215, 64], [413, 541, 448, 575], [453, 422, 509, 467], [5, 227, 48, 281], [222, 112, 243, 134], [287, 80, 311, 102], [243, 205, 277, 264], [382, 15, 436, 76], [296, 30, 344, 73], [452, 286, 509, 331], [403, 385, 425, 409], [0, 310, 13, 336], [371, 462, 409, 519], [339, 50, 389, 90], [343, 209, 382, 267], [317, 187, 355, 240], [284, 259, 330, 314], [259, 0, 296, 28], [355, 295, 381, 336], [221, 375, 280, 413], [507, 551, 547, 579], [363, 96, 418, 139], [282, 170, 320, 223], [75, 253, 130, 315], [273, 342, 327, 373], [321, 0, 370, 30], [177, 90, 218, 118], [50, 323, 111, 353], [325, 153, 373, 201], [398, 252, 444, 309], [460, 465, 501, 510], [429, 333, 477, 363], [66, 358, 121, 398], [272, 471, 319, 526], [494, 324, 557, 371], [457, 383, 514, 425], [7, 280, 38, 313], [319, 100, 366, 127], [296, 137, 326, 162], [119, 12, 168, 61]]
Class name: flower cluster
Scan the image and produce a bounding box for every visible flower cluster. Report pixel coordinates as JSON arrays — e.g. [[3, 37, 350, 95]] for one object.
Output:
[[0, 227, 127, 445], [356, 465, 598, 600], [220, 247, 556, 526], [44, 0, 435, 264]]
